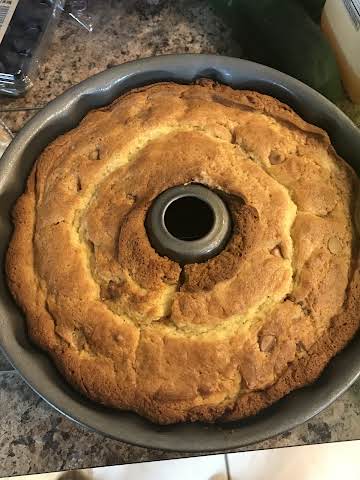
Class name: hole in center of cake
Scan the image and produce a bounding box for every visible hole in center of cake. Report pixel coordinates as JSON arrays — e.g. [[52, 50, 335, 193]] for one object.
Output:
[[146, 184, 231, 264], [164, 196, 215, 241]]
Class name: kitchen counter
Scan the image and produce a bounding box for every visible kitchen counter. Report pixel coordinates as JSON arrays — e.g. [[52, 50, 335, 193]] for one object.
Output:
[[1, 0, 359, 477]]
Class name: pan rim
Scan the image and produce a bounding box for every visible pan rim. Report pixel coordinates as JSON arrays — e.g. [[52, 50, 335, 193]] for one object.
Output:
[[0, 54, 359, 452]]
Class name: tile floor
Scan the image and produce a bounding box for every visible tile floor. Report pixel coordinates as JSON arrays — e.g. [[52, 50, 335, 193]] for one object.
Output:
[[3, 440, 360, 480]]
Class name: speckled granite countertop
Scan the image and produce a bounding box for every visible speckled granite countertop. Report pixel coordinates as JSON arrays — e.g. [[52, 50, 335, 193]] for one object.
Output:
[[0, 0, 360, 477]]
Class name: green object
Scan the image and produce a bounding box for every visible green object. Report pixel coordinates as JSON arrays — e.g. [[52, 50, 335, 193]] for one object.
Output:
[[210, 0, 344, 102], [296, 0, 326, 23]]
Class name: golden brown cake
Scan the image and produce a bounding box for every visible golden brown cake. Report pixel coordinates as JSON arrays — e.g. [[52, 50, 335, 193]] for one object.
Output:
[[6, 80, 360, 424]]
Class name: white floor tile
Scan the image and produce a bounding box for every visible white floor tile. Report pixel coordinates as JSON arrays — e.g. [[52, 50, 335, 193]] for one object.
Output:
[[2, 474, 63, 480], [91, 454, 227, 480], [227, 440, 360, 480]]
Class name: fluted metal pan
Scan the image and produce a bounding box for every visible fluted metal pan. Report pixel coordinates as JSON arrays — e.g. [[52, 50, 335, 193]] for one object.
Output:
[[0, 54, 359, 452]]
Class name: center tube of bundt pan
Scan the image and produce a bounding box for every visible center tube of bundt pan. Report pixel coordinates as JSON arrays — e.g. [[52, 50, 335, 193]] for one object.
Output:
[[146, 184, 231, 264]]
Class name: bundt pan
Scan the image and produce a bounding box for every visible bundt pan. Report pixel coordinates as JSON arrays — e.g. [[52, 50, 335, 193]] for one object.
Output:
[[0, 54, 360, 452]]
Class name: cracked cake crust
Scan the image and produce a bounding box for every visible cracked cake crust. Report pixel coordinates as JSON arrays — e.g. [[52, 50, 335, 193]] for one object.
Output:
[[6, 80, 360, 424]]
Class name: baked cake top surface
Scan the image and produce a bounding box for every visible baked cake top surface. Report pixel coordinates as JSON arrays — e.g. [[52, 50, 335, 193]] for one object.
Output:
[[6, 80, 359, 424]]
